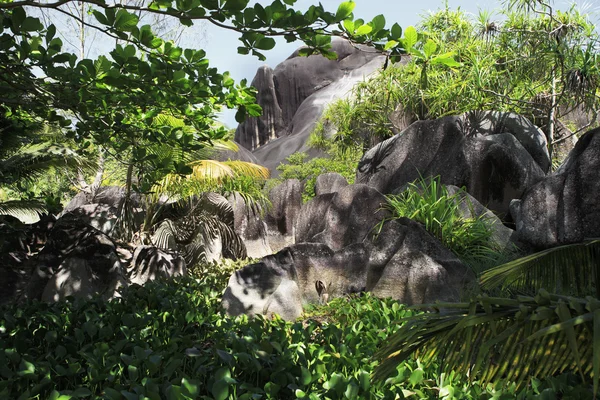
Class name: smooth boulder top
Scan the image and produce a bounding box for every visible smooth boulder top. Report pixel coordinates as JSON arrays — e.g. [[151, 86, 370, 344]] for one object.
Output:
[[356, 112, 548, 219]]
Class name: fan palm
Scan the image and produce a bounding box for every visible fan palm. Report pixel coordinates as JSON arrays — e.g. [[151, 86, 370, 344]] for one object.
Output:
[[111, 113, 270, 264], [374, 240, 600, 397]]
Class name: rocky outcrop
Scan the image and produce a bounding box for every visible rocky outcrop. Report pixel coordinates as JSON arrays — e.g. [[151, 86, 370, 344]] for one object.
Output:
[[222, 217, 475, 320], [511, 126, 600, 248], [314, 172, 348, 196], [236, 40, 386, 172], [223, 183, 476, 320], [356, 112, 549, 218], [25, 216, 127, 303], [263, 179, 303, 252], [320, 184, 389, 251], [230, 193, 272, 258], [128, 246, 186, 286]]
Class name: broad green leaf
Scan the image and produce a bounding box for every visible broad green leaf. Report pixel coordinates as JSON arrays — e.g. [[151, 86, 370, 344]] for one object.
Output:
[[21, 17, 43, 32], [431, 53, 461, 67], [370, 14, 385, 33], [343, 19, 354, 33], [384, 40, 398, 51], [403, 25, 418, 50], [423, 39, 437, 58], [336, 1, 355, 21], [256, 37, 276, 51], [114, 9, 139, 32], [211, 379, 229, 400], [355, 24, 372, 36], [391, 22, 402, 39], [93, 10, 109, 25], [409, 368, 424, 386]]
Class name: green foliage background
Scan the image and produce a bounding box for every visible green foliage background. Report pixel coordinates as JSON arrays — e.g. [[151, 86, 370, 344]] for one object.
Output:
[[0, 262, 592, 399]]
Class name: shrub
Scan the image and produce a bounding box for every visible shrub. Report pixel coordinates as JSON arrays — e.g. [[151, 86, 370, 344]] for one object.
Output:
[[0, 259, 590, 399], [274, 151, 359, 202], [379, 176, 504, 273]]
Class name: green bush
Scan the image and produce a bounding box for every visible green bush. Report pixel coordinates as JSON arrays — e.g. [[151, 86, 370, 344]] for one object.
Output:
[[379, 176, 504, 273], [0, 260, 591, 399], [274, 151, 359, 203]]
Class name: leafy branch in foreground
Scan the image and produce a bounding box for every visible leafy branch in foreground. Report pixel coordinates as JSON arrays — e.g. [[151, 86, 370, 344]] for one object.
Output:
[[374, 291, 600, 397], [481, 239, 600, 298]]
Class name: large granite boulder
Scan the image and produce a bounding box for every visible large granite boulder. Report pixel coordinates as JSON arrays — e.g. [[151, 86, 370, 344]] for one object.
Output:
[[320, 184, 389, 251], [221, 249, 303, 320], [61, 186, 143, 215], [511, 126, 600, 248], [128, 246, 186, 286], [366, 218, 475, 303], [22, 216, 127, 303], [236, 40, 386, 172], [356, 112, 548, 218], [293, 184, 389, 250], [264, 179, 303, 252], [314, 172, 349, 196], [222, 219, 475, 320], [230, 193, 272, 258]]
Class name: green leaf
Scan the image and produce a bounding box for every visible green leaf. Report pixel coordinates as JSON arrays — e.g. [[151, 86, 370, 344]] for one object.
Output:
[[355, 24, 372, 36], [93, 10, 109, 25], [114, 9, 139, 32], [370, 14, 385, 33], [344, 382, 359, 399], [335, 1, 355, 21], [391, 22, 402, 39], [409, 368, 424, 386], [384, 40, 398, 51], [21, 17, 43, 32], [431, 53, 461, 67], [255, 37, 276, 51], [211, 379, 230, 400], [343, 19, 354, 33], [423, 39, 437, 58], [403, 25, 418, 50]]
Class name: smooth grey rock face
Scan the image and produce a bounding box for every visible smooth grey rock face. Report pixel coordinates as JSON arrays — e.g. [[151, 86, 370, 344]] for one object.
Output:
[[315, 172, 349, 196], [128, 246, 186, 286], [221, 248, 303, 320], [294, 193, 336, 244], [512, 127, 600, 248], [367, 218, 475, 303], [321, 184, 390, 251], [265, 179, 303, 236], [356, 113, 548, 218], [223, 217, 476, 320], [236, 39, 386, 172], [230, 193, 272, 258]]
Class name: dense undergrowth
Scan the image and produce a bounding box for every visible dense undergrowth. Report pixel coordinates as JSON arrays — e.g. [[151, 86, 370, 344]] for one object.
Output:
[[0, 261, 591, 400]]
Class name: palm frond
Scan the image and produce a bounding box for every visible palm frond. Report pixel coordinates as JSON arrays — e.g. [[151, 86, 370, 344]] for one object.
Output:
[[0, 143, 96, 186], [481, 239, 600, 298], [374, 292, 600, 397], [0, 200, 47, 222]]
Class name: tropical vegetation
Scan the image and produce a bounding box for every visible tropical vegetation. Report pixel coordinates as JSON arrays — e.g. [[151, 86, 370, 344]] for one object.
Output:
[[0, 261, 594, 399], [314, 2, 600, 159], [2, 0, 600, 398]]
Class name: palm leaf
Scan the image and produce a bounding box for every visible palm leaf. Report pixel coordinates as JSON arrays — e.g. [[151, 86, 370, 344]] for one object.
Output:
[[0, 143, 96, 186], [480, 239, 600, 298], [0, 199, 47, 222], [374, 292, 600, 396]]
